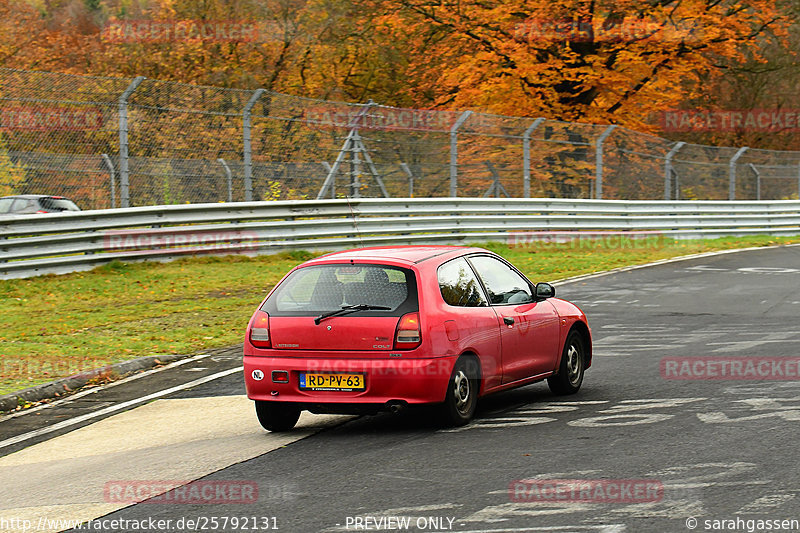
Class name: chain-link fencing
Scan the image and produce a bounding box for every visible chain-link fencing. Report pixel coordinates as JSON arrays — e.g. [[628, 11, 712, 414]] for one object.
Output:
[[1, 67, 799, 210]]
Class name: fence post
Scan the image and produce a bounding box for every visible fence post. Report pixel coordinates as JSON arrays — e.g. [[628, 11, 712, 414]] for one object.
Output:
[[595, 125, 617, 200], [243, 89, 266, 202], [316, 102, 374, 199], [351, 131, 362, 198], [450, 111, 473, 197], [729, 147, 749, 200], [523, 117, 545, 198], [748, 163, 761, 201], [118, 76, 145, 208], [320, 162, 334, 198], [101, 154, 116, 208], [218, 158, 232, 202], [664, 141, 685, 200], [400, 163, 414, 197]]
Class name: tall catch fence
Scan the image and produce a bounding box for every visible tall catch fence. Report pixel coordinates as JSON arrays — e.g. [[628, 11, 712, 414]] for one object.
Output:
[[1, 68, 799, 210]]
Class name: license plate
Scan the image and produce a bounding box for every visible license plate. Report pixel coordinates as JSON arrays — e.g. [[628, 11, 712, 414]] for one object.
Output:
[[299, 373, 365, 391]]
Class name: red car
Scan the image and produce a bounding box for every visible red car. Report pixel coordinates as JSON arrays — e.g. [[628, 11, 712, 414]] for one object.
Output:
[[243, 246, 591, 431]]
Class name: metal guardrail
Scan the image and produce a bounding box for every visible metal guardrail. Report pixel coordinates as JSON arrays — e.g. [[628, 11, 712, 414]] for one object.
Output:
[[2, 198, 800, 280]]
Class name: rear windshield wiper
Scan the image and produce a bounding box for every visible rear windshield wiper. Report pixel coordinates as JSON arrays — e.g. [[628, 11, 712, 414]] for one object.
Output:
[[314, 304, 391, 325]]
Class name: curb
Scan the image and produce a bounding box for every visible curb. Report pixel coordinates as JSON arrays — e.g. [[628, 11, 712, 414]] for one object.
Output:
[[0, 353, 189, 414]]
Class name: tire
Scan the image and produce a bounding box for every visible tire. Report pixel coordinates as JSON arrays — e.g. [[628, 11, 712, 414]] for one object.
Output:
[[438, 357, 479, 426], [547, 330, 585, 395], [255, 401, 301, 432]]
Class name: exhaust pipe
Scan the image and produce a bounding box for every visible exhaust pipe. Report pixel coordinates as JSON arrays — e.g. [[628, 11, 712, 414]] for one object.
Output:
[[386, 400, 407, 414]]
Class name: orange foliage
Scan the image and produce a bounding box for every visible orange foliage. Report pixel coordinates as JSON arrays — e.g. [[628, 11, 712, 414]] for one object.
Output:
[[0, 0, 792, 132], [356, 0, 789, 130]]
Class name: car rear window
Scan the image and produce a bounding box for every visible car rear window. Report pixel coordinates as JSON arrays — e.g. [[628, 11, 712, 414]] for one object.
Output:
[[38, 197, 80, 211], [263, 264, 418, 317]]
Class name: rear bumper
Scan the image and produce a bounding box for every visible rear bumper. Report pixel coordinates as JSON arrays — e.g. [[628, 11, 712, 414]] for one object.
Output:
[[243, 355, 458, 406]]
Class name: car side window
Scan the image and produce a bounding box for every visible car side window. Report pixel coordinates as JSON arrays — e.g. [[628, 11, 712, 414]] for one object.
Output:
[[10, 199, 33, 213], [0, 198, 13, 214], [468, 256, 534, 305], [437, 258, 488, 307]]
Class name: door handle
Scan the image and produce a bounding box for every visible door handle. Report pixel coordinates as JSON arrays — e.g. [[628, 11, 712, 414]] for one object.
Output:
[[503, 317, 515, 326]]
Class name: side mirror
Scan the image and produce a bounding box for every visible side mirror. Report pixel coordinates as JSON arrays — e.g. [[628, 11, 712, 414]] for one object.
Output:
[[535, 282, 555, 300]]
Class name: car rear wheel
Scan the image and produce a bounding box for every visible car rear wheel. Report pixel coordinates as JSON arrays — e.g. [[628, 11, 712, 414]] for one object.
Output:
[[439, 357, 479, 426], [255, 401, 301, 432], [548, 330, 585, 395]]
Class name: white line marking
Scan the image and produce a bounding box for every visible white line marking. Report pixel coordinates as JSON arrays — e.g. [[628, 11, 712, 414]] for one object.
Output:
[[455, 527, 626, 533], [593, 344, 681, 348], [0, 366, 243, 451], [552, 243, 800, 286], [738, 494, 796, 512]]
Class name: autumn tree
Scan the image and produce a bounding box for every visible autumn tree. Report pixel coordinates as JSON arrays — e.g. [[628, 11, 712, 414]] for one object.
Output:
[[664, 2, 800, 150], [346, 0, 790, 131]]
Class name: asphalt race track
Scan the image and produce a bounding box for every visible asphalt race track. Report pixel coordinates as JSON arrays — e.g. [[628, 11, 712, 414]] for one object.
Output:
[[2, 245, 800, 533]]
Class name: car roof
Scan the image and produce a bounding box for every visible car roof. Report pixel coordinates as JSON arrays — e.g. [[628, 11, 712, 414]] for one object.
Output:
[[307, 245, 485, 266], [0, 195, 66, 200]]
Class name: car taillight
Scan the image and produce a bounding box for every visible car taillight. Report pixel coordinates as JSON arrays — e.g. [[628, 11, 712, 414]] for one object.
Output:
[[394, 312, 421, 350], [249, 310, 271, 348]]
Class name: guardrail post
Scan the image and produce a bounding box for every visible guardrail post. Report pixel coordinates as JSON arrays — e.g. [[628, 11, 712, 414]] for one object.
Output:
[[243, 89, 266, 202], [450, 111, 473, 197], [729, 146, 749, 200], [101, 154, 116, 208], [118, 76, 145, 208], [523, 118, 545, 198], [664, 141, 685, 200], [218, 158, 233, 202], [595, 125, 617, 200]]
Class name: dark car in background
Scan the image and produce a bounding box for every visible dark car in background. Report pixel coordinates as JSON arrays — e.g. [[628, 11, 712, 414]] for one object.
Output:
[[0, 195, 81, 215]]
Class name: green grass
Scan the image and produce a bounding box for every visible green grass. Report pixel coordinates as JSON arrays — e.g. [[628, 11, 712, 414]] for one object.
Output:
[[1, 236, 797, 394]]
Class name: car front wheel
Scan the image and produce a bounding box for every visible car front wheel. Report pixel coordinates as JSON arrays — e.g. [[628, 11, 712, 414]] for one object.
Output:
[[547, 331, 585, 395], [255, 401, 301, 432]]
